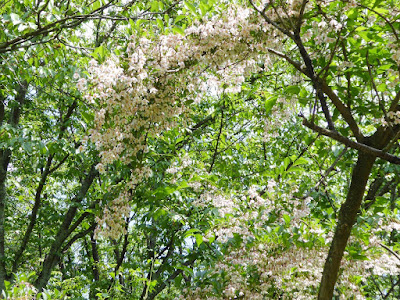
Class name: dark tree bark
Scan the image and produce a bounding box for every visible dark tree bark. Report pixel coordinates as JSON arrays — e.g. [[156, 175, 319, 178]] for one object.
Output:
[[90, 232, 100, 281], [34, 164, 98, 292], [318, 123, 396, 299], [89, 231, 100, 300], [318, 152, 376, 299], [0, 81, 28, 293], [11, 155, 53, 275]]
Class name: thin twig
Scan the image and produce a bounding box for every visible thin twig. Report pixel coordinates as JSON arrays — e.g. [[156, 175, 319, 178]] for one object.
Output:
[[379, 242, 400, 262], [209, 107, 224, 172]]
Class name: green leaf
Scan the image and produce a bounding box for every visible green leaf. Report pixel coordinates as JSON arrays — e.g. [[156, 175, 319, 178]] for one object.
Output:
[[285, 85, 300, 95], [283, 157, 291, 169], [264, 96, 277, 115], [286, 165, 304, 173], [282, 214, 291, 225], [153, 207, 167, 219], [92, 45, 108, 61], [156, 18, 164, 30], [81, 110, 94, 123], [174, 15, 187, 24], [358, 31, 370, 42], [185, 1, 198, 15], [184, 228, 201, 237], [177, 264, 193, 276], [22, 142, 32, 154], [199, 3, 207, 15], [291, 157, 309, 167], [195, 234, 203, 246], [150, 1, 159, 11], [172, 26, 185, 35], [92, 0, 101, 10]]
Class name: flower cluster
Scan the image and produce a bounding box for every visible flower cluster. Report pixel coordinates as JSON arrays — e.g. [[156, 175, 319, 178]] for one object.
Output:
[[94, 189, 131, 239], [85, 5, 274, 175], [84, 6, 282, 236], [182, 180, 400, 299], [386, 110, 400, 126]]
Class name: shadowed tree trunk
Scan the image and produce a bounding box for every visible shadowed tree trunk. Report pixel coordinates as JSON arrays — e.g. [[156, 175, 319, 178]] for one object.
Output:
[[0, 81, 28, 293], [34, 164, 98, 292], [318, 152, 376, 299]]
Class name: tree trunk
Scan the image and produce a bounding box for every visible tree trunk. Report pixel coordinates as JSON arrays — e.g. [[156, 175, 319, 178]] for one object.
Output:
[[318, 152, 376, 299], [34, 164, 98, 292], [89, 232, 100, 300], [0, 148, 11, 293], [0, 82, 27, 293]]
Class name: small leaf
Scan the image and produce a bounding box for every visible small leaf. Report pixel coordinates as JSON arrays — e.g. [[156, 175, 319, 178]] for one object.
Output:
[[22, 142, 32, 154], [195, 233, 203, 246], [172, 26, 185, 35], [285, 85, 300, 95], [282, 214, 291, 225], [184, 228, 201, 238], [81, 110, 94, 123], [185, 1, 198, 15], [264, 96, 277, 115], [174, 15, 187, 24], [291, 157, 309, 167], [156, 18, 164, 30], [283, 157, 291, 169], [286, 165, 304, 173]]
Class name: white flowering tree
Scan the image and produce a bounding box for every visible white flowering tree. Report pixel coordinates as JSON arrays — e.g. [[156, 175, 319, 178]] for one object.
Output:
[[83, 0, 400, 299], [2, 0, 400, 298]]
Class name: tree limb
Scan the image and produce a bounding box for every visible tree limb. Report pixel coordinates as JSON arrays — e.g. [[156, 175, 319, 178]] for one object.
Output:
[[302, 117, 400, 164], [319, 80, 363, 141]]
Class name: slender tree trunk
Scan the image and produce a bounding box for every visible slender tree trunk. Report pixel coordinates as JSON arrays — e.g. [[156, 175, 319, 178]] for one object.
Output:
[[0, 148, 11, 293], [12, 101, 76, 276], [11, 155, 53, 275], [89, 232, 100, 300], [0, 82, 27, 293], [34, 164, 98, 292], [318, 152, 376, 299]]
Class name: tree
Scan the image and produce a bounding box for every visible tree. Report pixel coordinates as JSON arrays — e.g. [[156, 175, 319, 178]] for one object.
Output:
[[85, 0, 400, 298], [2, 0, 400, 299], [0, 0, 187, 297]]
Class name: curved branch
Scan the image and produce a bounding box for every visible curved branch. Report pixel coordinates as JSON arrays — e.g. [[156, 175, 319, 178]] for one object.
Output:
[[266, 47, 306, 75], [320, 80, 363, 140], [302, 117, 400, 164], [62, 223, 96, 253], [248, 0, 294, 38], [359, 4, 399, 43]]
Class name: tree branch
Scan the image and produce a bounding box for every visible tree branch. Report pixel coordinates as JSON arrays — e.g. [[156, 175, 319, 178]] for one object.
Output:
[[34, 163, 98, 291], [0, 80, 28, 290], [379, 243, 400, 262], [320, 80, 363, 140], [62, 223, 96, 253], [301, 117, 400, 164], [209, 108, 224, 172], [147, 258, 196, 300], [389, 90, 400, 112], [248, 0, 294, 38]]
